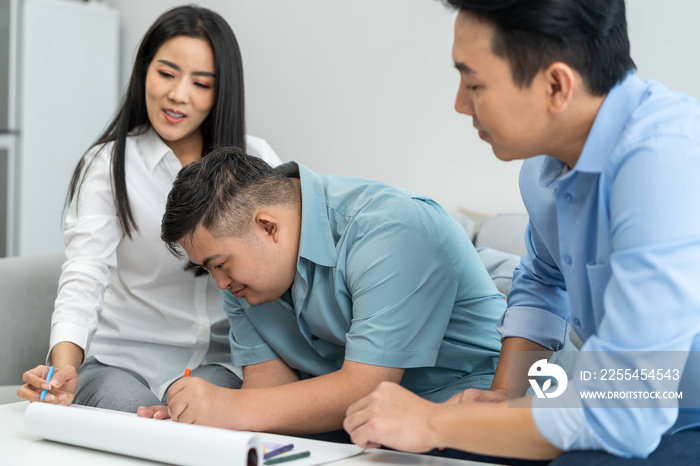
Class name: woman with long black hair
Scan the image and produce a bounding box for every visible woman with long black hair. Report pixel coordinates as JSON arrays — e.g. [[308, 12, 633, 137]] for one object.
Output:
[[18, 5, 281, 413]]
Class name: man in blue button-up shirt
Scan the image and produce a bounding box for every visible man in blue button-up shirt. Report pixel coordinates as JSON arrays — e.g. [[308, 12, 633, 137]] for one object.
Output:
[[345, 1, 700, 464], [157, 148, 506, 436]]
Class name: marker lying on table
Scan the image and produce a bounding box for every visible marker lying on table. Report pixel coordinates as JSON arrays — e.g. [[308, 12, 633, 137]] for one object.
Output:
[[264, 451, 310, 465], [40, 366, 55, 401], [264, 443, 294, 460]]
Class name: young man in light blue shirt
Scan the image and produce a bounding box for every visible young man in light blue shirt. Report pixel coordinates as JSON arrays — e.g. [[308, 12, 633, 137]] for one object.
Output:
[[344, 1, 700, 464], [156, 148, 505, 436]]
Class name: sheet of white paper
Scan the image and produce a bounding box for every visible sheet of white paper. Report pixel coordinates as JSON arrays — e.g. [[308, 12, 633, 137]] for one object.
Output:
[[25, 403, 260, 466], [24, 403, 362, 466]]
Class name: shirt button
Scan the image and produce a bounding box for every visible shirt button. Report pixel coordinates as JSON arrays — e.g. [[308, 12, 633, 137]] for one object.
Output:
[[196, 298, 204, 306], [311, 335, 319, 341], [200, 325, 208, 333], [562, 193, 572, 203], [564, 255, 572, 266], [573, 318, 581, 327]]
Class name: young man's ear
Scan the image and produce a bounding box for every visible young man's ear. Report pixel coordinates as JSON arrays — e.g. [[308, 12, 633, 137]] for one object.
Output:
[[543, 62, 576, 114], [255, 213, 279, 240]]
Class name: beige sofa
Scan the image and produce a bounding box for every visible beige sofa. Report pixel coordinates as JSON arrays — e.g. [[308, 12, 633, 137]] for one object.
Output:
[[0, 253, 64, 403]]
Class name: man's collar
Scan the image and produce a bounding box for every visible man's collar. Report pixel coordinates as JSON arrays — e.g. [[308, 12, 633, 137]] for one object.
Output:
[[539, 72, 647, 187], [574, 72, 647, 174], [278, 162, 338, 267]]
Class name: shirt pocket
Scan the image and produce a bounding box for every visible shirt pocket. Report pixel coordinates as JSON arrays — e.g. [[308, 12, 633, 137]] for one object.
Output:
[[585, 262, 612, 329]]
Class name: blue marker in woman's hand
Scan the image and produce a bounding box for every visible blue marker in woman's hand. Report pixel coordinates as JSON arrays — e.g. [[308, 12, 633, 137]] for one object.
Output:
[[40, 366, 55, 401]]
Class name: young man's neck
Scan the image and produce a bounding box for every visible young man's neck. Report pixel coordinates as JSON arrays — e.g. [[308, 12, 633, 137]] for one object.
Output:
[[550, 92, 606, 169]]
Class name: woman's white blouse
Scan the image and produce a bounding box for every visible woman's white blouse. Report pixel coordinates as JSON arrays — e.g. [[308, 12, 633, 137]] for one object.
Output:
[[50, 128, 282, 398]]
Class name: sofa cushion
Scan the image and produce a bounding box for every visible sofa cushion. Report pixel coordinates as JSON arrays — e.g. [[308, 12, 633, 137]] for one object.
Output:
[[476, 247, 521, 296], [474, 213, 529, 257], [0, 254, 63, 389]]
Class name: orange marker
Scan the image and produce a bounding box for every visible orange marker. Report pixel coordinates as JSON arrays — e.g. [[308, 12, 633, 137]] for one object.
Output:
[[183, 368, 191, 377]]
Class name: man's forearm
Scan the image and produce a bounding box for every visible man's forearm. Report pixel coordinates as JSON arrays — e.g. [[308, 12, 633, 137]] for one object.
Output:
[[491, 337, 551, 396], [234, 361, 403, 433], [241, 358, 300, 389], [430, 397, 561, 459]]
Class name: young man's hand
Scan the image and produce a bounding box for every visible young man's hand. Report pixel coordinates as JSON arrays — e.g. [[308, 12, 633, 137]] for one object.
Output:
[[167, 377, 240, 428], [136, 404, 170, 419], [444, 387, 508, 405], [343, 381, 444, 453]]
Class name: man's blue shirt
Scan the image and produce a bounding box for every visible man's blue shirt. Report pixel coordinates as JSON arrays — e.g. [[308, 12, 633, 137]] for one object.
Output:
[[222, 163, 505, 397], [498, 73, 700, 457]]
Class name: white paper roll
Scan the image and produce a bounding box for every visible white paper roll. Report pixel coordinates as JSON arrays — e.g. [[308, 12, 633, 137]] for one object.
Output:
[[25, 403, 261, 466]]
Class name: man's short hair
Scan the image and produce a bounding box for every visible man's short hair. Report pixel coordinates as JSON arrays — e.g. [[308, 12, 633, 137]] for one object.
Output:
[[161, 147, 297, 256], [444, 0, 636, 95]]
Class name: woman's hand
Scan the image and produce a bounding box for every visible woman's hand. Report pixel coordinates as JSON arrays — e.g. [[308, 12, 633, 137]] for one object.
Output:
[[17, 364, 79, 405]]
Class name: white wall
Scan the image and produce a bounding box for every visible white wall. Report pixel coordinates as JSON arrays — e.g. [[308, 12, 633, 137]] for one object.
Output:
[[627, 0, 700, 101], [104, 0, 700, 216], [16, 0, 119, 256]]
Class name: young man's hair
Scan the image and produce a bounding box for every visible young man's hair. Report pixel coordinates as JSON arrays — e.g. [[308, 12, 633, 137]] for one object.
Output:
[[443, 0, 636, 95], [161, 147, 297, 256]]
